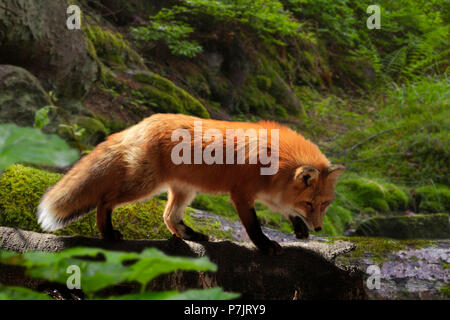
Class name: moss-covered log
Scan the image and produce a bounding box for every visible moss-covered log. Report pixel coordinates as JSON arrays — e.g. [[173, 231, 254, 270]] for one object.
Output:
[[0, 226, 367, 300]]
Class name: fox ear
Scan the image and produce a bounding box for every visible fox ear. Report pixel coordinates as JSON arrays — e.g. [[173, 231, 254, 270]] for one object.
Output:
[[327, 164, 345, 184], [294, 166, 320, 186]]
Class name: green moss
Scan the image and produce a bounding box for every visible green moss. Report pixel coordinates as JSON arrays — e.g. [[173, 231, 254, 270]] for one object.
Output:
[[321, 215, 338, 235], [112, 200, 171, 240], [415, 185, 450, 213], [439, 284, 450, 298], [191, 194, 237, 218], [131, 71, 210, 118], [184, 72, 211, 97], [84, 24, 145, 70], [340, 178, 389, 212], [385, 183, 410, 211], [354, 213, 450, 239], [185, 208, 234, 241], [317, 204, 353, 236], [76, 116, 109, 145], [0, 164, 107, 237], [329, 236, 434, 264], [239, 77, 277, 116], [93, 115, 130, 135], [339, 178, 410, 214], [0, 165, 62, 232], [256, 75, 272, 91]]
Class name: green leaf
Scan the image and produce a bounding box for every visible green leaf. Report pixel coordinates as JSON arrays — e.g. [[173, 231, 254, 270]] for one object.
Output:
[[20, 248, 137, 294], [125, 248, 217, 288], [0, 124, 79, 170], [0, 286, 53, 300], [34, 106, 52, 130], [0, 247, 223, 298]]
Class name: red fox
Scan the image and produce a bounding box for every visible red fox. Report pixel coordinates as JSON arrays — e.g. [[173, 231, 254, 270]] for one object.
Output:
[[37, 113, 344, 255]]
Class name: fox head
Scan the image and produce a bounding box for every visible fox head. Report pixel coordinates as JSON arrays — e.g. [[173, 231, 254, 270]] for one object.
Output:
[[260, 164, 345, 239], [286, 164, 345, 238]]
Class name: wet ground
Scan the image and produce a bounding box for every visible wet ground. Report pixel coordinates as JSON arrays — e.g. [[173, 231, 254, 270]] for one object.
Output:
[[357, 242, 449, 299], [191, 210, 450, 300]]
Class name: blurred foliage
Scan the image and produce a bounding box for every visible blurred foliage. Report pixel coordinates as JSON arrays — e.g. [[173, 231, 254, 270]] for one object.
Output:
[[0, 124, 79, 171], [0, 247, 238, 300]]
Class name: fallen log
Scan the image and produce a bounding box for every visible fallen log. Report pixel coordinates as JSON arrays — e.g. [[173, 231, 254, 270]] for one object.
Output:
[[0, 227, 367, 299]]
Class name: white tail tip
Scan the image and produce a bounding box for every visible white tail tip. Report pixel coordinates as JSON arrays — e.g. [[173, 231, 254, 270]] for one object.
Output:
[[37, 201, 65, 232]]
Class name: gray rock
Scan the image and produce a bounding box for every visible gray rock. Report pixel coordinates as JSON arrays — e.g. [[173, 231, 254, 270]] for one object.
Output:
[[0, 0, 99, 100], [0, 65, 51, 126]]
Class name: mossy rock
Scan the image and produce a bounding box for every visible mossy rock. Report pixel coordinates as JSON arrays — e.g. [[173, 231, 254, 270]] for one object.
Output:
[[131, 71, 210, 118], [0, 165, 62, 232], [76, 116, 109, 146], [0, 0, 98, 99], [415, 185, 450, 213], [0, 65, 52, 127], [329, 236, 434, 264], [239, 79, 277, 116], [339, 178, 409, 214], [354, 213, 450, 239], [84, 24, 146, 71], [319, 204, 353, 236]]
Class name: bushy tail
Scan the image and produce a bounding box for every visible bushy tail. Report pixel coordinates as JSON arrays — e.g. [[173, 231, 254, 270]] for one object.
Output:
[[37, 152, 105, 232]]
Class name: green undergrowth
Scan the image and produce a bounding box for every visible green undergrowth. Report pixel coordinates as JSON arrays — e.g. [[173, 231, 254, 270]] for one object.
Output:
[[415, 185, 450, 213], [332, 77, 449, 186]]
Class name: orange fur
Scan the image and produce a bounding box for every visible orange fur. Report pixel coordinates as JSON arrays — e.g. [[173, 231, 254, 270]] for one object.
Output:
[[37, 114, 344, 250]]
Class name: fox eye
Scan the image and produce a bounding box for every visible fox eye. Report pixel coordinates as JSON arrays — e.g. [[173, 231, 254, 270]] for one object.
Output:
[[306, 202, 313, 207]]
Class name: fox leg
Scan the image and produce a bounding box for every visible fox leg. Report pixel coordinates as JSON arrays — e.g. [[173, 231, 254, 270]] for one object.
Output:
[[164, 187, 208, 241], [97, 204, 122, 241], [231, 194, 283, 255]]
